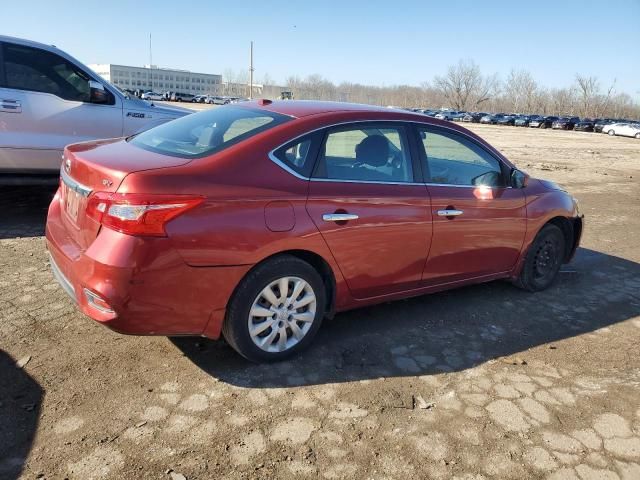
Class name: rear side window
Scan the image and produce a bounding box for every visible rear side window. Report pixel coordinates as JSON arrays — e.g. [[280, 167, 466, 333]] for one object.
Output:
[[271, 132, 322, 178], [130, 107, 291, 158], [2, 43, 95, 103], [314, 124, 414, 183]]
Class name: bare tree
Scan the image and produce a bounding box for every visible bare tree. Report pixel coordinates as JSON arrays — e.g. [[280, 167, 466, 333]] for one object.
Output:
[[433, 59, 500, 110], [261, 72, 274, 87], [595, 79, 616, 118], [549, 88, 577, 115], [505, 69, 538, 113], [575, 75, 600, 117]]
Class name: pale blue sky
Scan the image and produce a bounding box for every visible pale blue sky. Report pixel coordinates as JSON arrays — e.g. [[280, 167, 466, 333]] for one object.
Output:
[[3, 0, 639, 99]]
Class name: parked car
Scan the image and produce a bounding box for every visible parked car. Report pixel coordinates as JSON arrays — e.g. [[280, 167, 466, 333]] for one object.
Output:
[[525, 115, 543, 127], [529, 116, 558, 129], [496, 115, 516, 126], [435, 110, 464, 122], [552, 117, 580, 130], [140, 91, 164, 101], [462, 112, 487, 123], [594, 118, 618, 133], [574, 120, 595, 132], [603, 123, 640, 139], [480, 114, 506, 124], [0, 35, 191, 183], [46, 100, 583, 362], [207, 96, 232, 105], [514, 115, 531, 127], [171, 92, 196, 102], [193, 95, 209, 103]]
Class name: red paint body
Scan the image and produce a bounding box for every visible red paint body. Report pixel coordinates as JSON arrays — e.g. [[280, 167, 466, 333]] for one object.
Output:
[[45, 101, 582, 339]]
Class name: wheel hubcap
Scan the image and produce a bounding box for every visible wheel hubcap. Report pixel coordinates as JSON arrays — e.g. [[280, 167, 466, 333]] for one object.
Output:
[[248, 276, 317, 353]]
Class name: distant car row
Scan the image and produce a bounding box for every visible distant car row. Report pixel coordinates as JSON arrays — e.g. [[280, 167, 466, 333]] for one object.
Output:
[[405, 108, 640, 139], [147, 92, 246, 104], [126, 89, 248, 104]]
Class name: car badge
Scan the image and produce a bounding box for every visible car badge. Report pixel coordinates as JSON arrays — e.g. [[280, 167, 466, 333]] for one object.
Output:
[[65, 157, 71, 173], [102, 178, 113, 187]]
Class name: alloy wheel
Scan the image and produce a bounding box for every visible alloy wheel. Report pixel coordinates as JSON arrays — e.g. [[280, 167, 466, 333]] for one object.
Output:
[[248, 276, 317, 353]]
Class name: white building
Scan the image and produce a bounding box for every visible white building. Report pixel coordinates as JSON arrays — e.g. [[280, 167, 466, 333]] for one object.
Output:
[[89, 63, 222, 95]]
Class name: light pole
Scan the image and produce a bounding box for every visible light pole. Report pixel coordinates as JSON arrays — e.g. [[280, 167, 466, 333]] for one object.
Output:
[[249, 41, 254, 100], [149, 33, 153, 92]]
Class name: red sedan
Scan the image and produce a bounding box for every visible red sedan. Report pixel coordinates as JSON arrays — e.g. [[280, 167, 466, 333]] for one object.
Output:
[[46, 100, 583, 362]]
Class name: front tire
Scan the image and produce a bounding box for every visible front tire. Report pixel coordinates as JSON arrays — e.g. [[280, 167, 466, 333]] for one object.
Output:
[[222, 256, 326, 362], [514, 224, 565, 292], [608, 130, 615, 136]]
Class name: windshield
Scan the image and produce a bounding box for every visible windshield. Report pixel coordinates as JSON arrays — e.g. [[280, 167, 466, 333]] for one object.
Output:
[[130, 106, 291, 158]]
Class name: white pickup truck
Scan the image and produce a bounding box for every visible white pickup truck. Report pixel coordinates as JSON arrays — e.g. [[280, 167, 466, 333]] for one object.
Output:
[[0, 35, 191, 184]]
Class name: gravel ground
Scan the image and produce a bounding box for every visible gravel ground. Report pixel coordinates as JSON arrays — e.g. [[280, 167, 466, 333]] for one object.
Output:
[[1, 124, 639, 480]]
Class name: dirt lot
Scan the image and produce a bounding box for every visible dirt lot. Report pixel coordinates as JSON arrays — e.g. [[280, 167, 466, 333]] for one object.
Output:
[[1, 124, 640, 480]]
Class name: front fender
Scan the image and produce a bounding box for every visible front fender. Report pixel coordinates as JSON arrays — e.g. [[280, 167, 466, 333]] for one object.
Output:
[[510, 180, 581, 278]]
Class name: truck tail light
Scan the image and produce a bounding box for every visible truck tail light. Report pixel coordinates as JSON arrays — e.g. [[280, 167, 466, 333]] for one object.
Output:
[[86, 192, 204, 237]]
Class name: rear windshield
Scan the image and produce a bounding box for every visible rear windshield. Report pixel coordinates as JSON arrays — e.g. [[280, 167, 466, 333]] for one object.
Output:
[[130, 106, 291, 158]]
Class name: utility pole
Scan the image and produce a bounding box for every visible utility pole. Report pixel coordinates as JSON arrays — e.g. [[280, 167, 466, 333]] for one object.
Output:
[[249, 41, 254, 100], [149, 33, 153, 92]]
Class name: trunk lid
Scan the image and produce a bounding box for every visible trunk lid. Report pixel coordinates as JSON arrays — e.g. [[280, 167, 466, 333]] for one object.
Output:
[[60, 138, 193, 250]]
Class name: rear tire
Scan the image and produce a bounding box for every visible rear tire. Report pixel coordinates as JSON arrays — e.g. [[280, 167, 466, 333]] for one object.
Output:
[[635, 133, 640, 139], [222, 256, 326, 362], [608, 130, 615, 136], [514, 224, 565, 292]]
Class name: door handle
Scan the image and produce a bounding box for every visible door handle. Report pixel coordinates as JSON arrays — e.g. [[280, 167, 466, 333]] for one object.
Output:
[[0, 99, 22, 113], [322, 213, 359, 222], [437, 209, 464, 217]]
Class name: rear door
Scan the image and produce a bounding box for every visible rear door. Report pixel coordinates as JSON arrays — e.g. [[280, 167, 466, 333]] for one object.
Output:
[[306, 122, 432, 299], [415, 125, 526, 284], [0, 41, 123, 174]]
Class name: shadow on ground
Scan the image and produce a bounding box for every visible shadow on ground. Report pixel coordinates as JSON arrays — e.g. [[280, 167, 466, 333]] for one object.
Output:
[[0, 351, 43, 480], [0, 186, 56, 239], [172, 248, 640, 387]]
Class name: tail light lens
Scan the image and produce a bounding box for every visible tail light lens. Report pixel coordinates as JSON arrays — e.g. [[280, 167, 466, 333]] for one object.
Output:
[[86, 192, 204, 237]]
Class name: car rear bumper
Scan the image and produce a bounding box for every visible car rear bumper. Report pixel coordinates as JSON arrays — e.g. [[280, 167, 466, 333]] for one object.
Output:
[[45, 190, 250, 339]]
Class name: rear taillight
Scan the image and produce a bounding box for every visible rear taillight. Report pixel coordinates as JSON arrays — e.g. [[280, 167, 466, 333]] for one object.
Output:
[[86, 192, 204, 237]]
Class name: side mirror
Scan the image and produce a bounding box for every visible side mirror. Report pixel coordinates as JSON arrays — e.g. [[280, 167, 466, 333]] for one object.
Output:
[[89, 80, 109, 104], [511, 168, 529, 188]]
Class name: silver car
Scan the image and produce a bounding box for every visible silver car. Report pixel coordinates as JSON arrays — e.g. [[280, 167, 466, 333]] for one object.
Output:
[[0, 35, 191, 182]]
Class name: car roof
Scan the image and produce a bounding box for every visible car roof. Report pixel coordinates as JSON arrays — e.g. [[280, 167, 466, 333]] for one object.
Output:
[[239, 100, 399, 119], [0, 34, 59, 51]]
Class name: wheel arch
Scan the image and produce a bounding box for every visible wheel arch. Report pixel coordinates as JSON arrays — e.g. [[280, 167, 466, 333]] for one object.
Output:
[[542, 215, 581, 263], [511, 212, 582, 280], [229, 249, 337, 320]]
